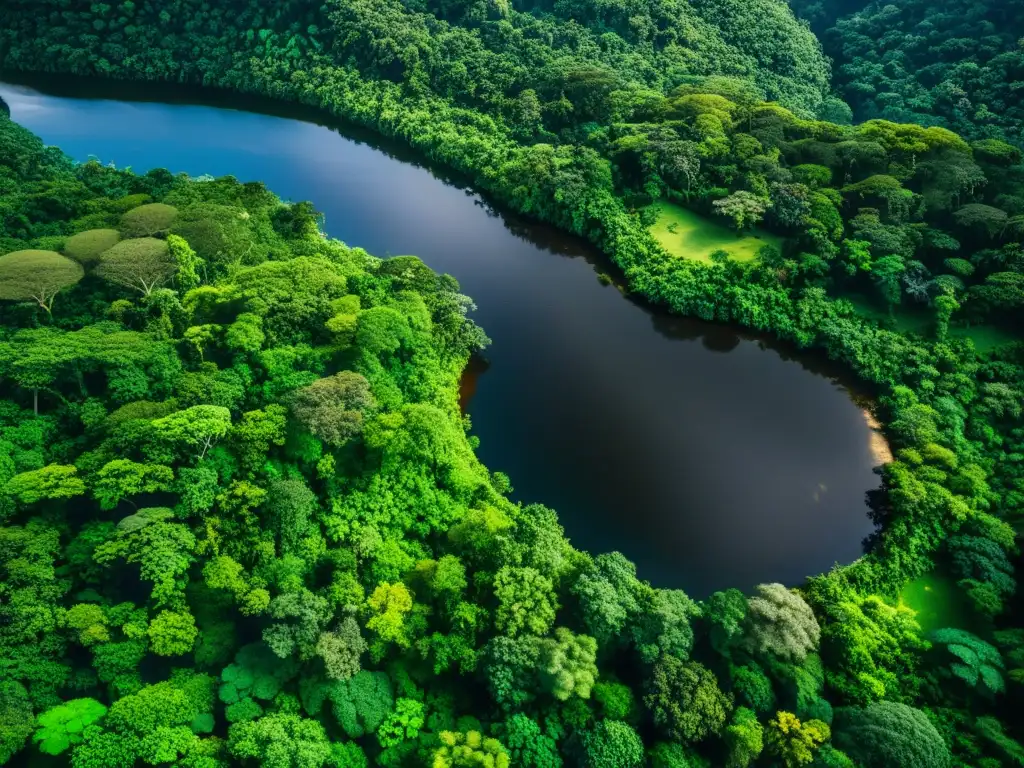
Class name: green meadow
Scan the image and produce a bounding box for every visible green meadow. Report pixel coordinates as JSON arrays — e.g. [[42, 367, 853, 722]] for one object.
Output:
[[648, 201, 783, 263]]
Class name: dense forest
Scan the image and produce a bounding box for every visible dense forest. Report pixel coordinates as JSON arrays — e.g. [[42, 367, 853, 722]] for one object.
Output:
[[789, 0, 1024, 146], [2, 0, 1024, 766]]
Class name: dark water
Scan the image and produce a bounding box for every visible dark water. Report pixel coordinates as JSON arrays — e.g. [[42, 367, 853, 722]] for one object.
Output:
[[0, 76, 882, 597]]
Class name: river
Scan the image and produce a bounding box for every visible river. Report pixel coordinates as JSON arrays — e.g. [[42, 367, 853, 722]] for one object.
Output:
[[0, 76, 883, 597]]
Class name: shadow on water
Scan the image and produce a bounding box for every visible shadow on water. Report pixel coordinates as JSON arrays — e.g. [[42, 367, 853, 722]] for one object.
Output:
[[0, 72, 886, 597]]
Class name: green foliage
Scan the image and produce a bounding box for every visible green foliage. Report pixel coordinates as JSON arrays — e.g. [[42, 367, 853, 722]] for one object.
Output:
[[63, 229, 120, 266], [833, 702, 951, 768], [96, 238, 177, 296], [502, 714, 561, 768], [433, 731, 510, 768], [577, 721, 644, 768], [493, 566, 558, 637], [289, 372, 374, 446], [744, 584, 820, 663], [713, 192, 769, 232], [572, 552, 647, 647], [5, 464, 85, 506], [147, 609, 198, 656], [303, 670, 393, 739], [0, 682, 34, 763], [0, 250, 83, 313], [538, 627, 598, 701], [375, 697, 424, 747], [167, 234, 203, 291], [725, 707, 764, 768], [645, 656, 731, 744], [633, 588, 699, 663], [928, 628, 1005, 695], [228, 713, 331, 768], [593, 681, 635, 721], [812, 589, 926, 705], [766, 711, 829, 767], [316, 616, 366, 681], [32, 698, 107, 755], [365, 582, 414, 650], [120, 203, 178, 237], [91, 459, 174, 511], [0, 35, 1022, 764]]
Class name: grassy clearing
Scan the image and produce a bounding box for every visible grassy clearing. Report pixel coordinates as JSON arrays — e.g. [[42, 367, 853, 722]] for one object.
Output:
[[899, 575, 974, 634], [647, 201, 783, 263], [847, 294, 1016, 353]]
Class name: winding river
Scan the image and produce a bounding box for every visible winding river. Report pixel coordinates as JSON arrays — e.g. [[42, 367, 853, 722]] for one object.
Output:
[[0, 76, 883, 597]]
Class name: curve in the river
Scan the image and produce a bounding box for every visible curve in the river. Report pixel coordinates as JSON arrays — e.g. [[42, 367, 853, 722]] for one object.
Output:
[[0, 76, 883, 597]]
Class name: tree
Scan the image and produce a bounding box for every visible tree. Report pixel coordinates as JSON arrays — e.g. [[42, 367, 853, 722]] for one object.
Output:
[[148, 405, 231, 461], [928, 628, 1005, 695], [770, 183, 811, 229], [953, 203, 1007, 237], [63, 228, 121, 266], [593, 681, 635, 721], [225, 313, 265, 354], [0, 682, 34, 763], [947, 536, 1015, 618], [933, 294, 959, 342], [96, 238, 177, 296], [167, 234, 203, 290], [93, 509, 196, 607], [365, 582, 414, 650], [730, 663, 776, 714], [538, 627, 598, 701], [815, 592, 925, 706], [833, 702, 951, 768], [289, 372, 375, 446], [4, 464, 86, 507], [871, 255, 906, 311], [725, 707, 764, 768], [263, 590, 332, 661], [713, 192, 768, 232], [572, 552, 647, 647], [32, 698, 108, 755], [91, 459, 174, 510], [577, 721, 644, 768], [220, 643, 299, 721], [305, 671, 393, 739], [265, 479, 318, 555], [233, 404, 287, 471], [228, 713, 332, 768], [316, 617, 365, 681], [502, 714, 561, 768], [493, 566, 558, 637], [705, 588, 748, 657], [482, 635, 541, 711], [120, 203, 178, 237], [632, 588, 699, 663], [744, 584, 820, 662], [375, 697, 424, 747], [0, 250, 84, 314], [766, 711, 829, 767], [433, 731, 510, 768], [645, 656, 731, 743], [147, 609, 198, 656]]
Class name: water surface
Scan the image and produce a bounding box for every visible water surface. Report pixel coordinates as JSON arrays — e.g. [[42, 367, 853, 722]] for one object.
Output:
[[0, 77, 882, 597]]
